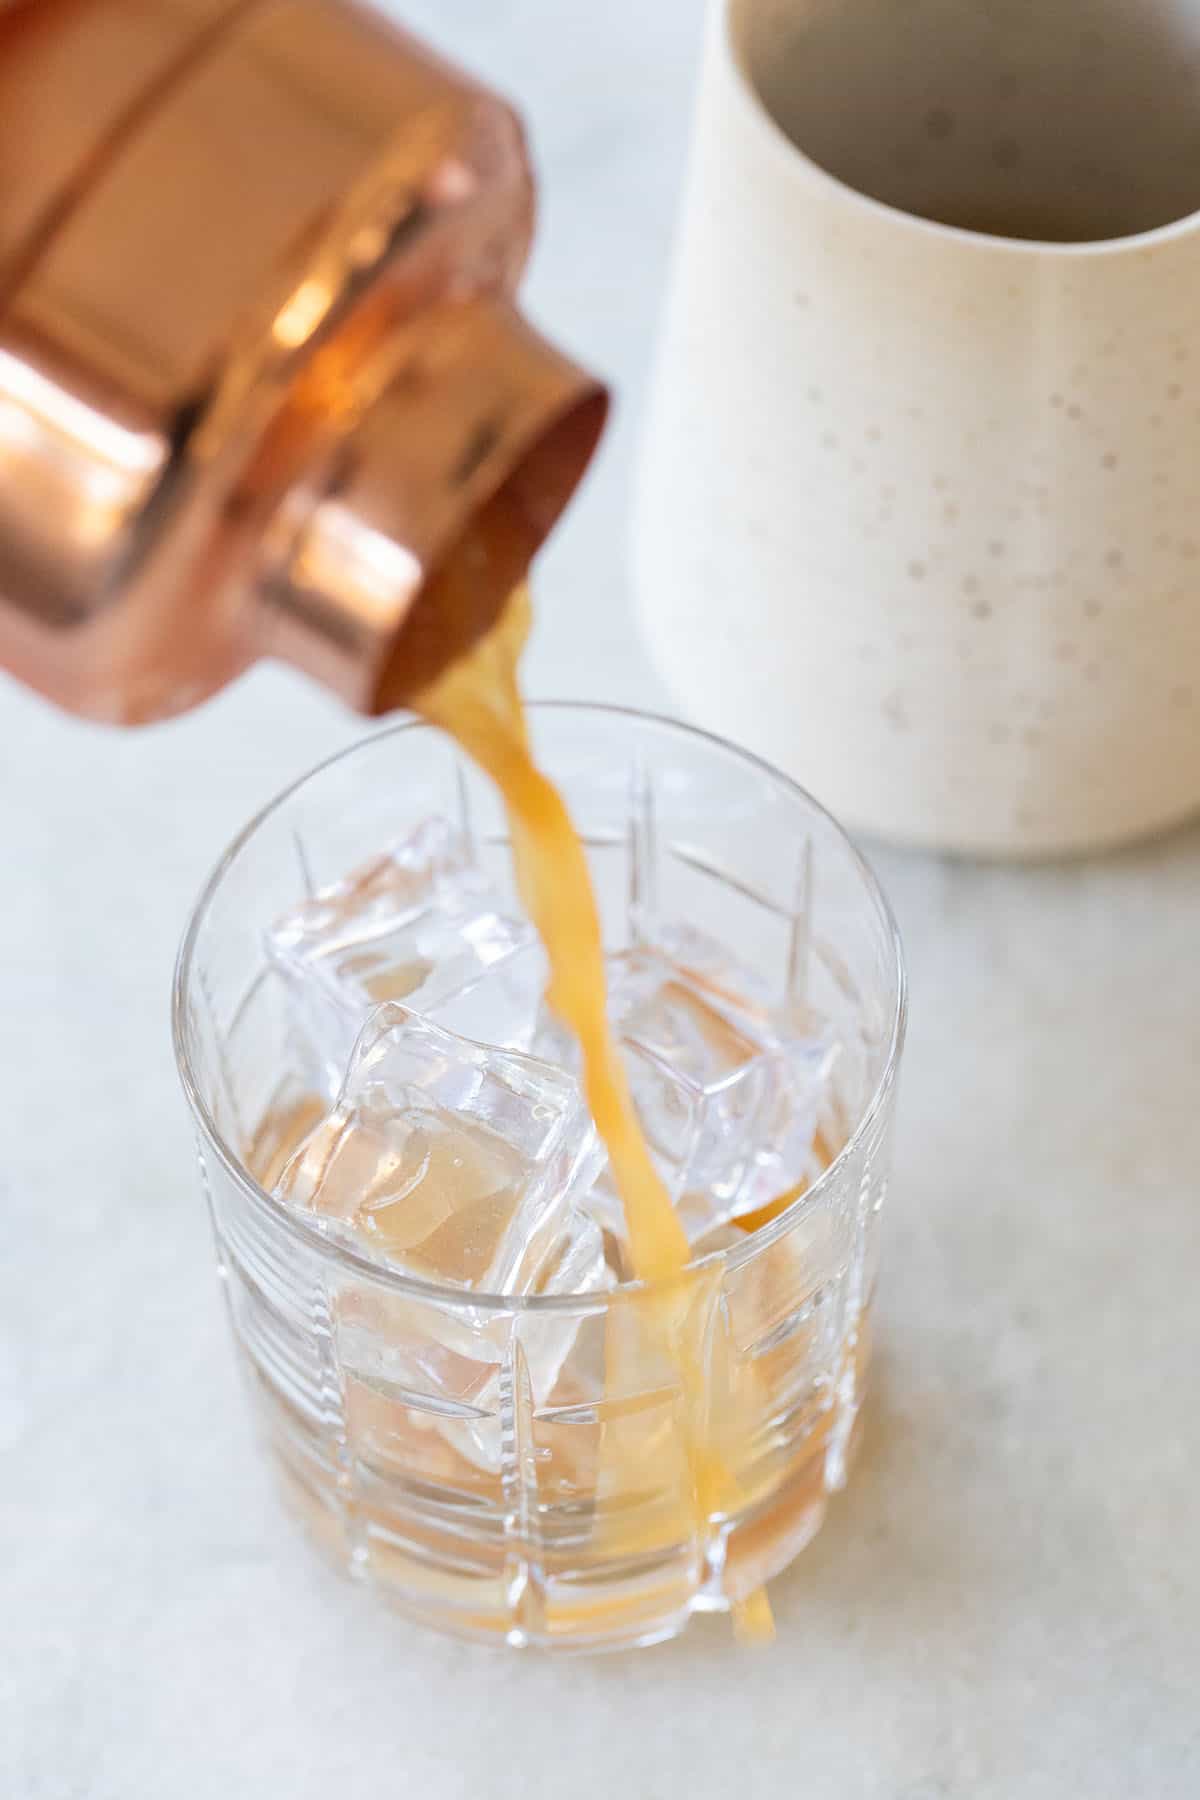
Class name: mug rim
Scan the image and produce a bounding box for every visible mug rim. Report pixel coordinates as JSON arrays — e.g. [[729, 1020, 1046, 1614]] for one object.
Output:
[[172, 699, 907, 1314], [721, 0, 1200, 258]]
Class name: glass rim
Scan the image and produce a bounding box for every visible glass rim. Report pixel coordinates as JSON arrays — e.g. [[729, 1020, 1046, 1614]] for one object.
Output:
[[172, 699, 907, 1314]]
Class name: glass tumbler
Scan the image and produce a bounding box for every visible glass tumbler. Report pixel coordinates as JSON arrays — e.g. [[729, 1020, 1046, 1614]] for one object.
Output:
[[173, 704, 905, 1650]]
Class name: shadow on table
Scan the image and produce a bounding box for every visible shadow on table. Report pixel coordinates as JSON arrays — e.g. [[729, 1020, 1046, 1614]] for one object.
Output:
[[763, 1355, 937, 1630], [576, 1347, 971, 1671]]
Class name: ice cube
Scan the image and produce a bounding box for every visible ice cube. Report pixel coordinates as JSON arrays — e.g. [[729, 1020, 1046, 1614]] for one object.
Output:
[[266, 817, 544, 1092], [536, 927, 836, 1245], [333, 1199, 616, 1479], [275, 1001, 613, 1476], [275, 1002, 604, 1293]]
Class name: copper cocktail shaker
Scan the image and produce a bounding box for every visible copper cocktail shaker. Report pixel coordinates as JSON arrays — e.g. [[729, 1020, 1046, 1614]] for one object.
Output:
[[0, 0, 606, 722]]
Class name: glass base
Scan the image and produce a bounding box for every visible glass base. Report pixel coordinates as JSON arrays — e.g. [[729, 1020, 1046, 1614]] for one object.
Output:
[[263, 1391, 864, 1652]]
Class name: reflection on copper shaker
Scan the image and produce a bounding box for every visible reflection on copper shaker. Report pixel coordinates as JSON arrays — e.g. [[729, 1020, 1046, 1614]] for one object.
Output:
[[0, 0, 606, 722]]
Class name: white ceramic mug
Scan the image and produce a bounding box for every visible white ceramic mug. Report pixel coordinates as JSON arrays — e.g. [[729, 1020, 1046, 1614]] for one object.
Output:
[[635, 0, 1200, 857]]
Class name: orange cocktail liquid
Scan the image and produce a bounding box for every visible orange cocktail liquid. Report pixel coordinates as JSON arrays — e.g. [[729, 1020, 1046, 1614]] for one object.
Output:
[[415, 582, 772, 1641]]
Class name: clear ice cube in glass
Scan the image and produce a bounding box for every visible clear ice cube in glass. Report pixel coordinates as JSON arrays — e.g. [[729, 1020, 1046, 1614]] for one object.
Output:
[[536, 923, 836, 1244], [275, 1000, 603, 1292], [266, 817, 545, 1091], [275, 1002, 613, 1473]]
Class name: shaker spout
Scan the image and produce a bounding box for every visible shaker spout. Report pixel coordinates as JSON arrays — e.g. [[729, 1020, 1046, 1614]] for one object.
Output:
[[253, 296, 608, 713]]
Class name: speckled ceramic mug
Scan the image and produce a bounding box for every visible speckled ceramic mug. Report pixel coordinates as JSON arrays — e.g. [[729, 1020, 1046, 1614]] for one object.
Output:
[[636, 0, 1200, 856]]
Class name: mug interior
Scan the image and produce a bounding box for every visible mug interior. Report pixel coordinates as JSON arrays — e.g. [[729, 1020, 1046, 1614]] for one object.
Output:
[[731, 0, 1200, 241]]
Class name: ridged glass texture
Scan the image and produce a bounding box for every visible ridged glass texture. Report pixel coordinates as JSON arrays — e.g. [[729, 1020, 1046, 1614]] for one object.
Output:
[[174, 705, 905, 1649]]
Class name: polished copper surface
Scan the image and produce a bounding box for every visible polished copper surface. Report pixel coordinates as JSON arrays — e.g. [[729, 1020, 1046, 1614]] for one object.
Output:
[[0, 0, 257, 302], [0, 0, 605, 720], [258, 295, 606, 712]]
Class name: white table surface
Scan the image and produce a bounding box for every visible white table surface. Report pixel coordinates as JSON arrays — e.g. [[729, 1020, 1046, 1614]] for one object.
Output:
[[4, 4, 1199, 1795]]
